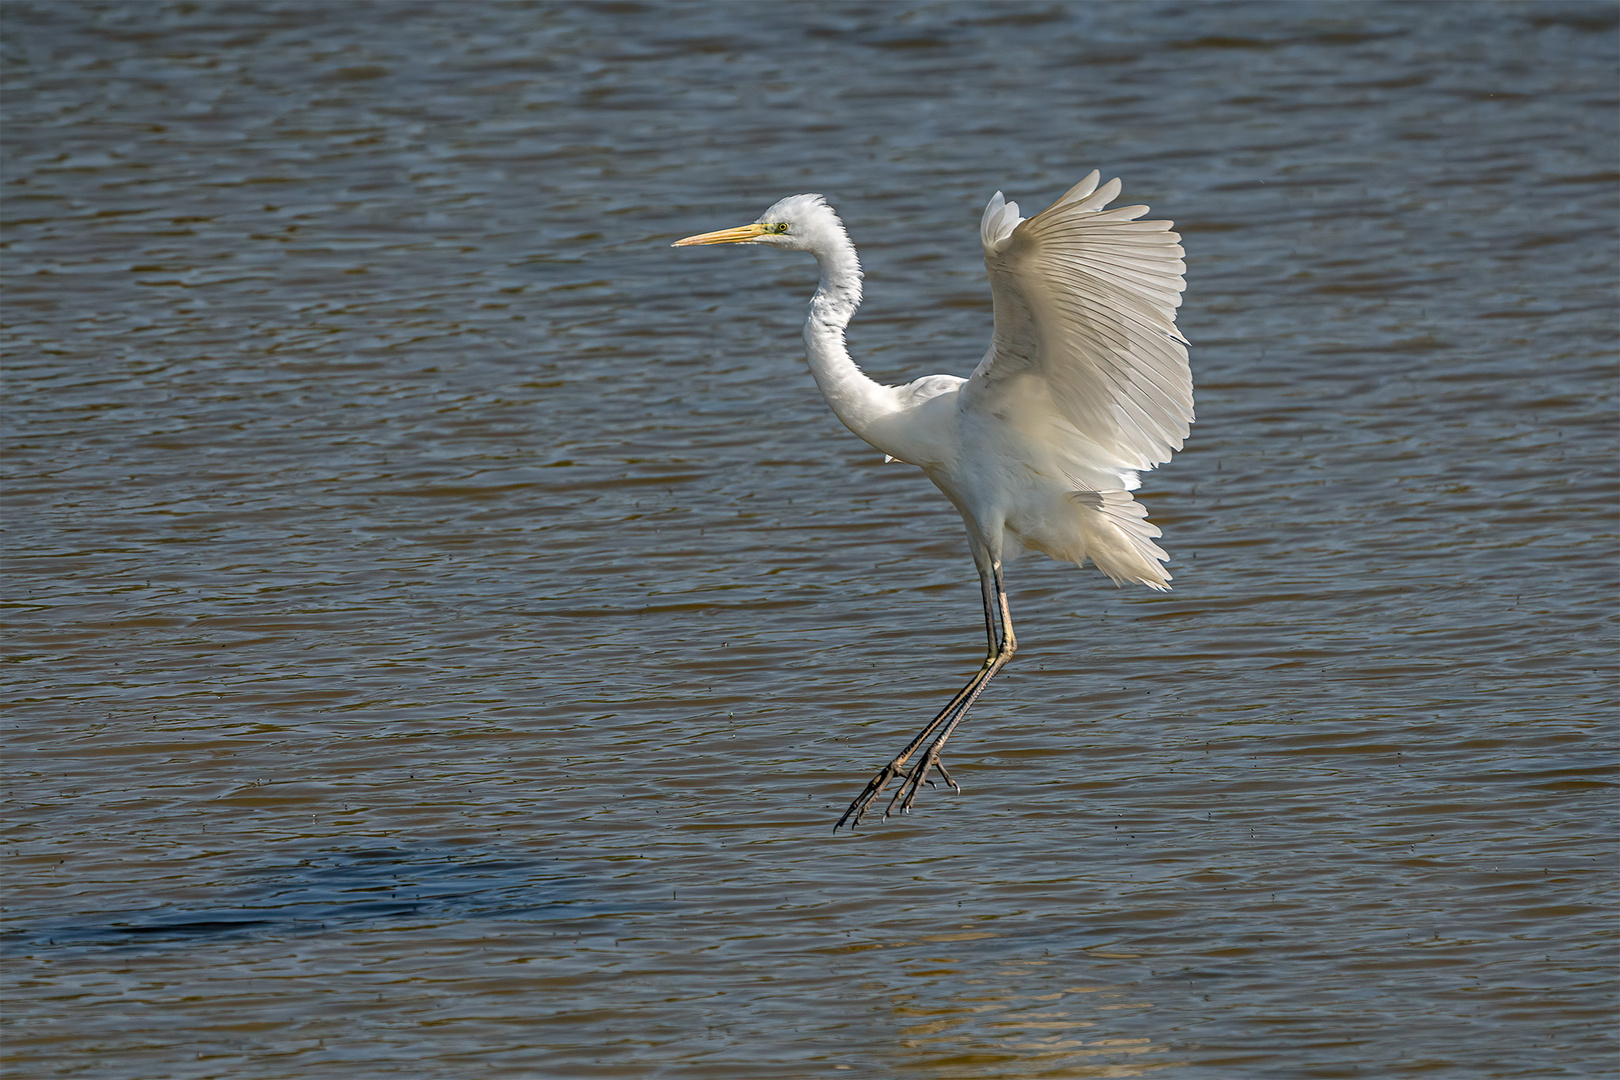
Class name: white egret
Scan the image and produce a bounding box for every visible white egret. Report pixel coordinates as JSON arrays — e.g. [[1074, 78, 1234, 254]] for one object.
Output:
[[674, 172, 1191, 830]]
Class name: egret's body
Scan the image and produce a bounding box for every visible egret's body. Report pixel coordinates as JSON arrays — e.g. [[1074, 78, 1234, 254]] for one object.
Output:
[[675, 173, 1191, 829]]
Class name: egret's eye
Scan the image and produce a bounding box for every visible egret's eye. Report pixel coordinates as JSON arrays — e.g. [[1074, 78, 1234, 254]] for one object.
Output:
[[767, 222, 789, 234]]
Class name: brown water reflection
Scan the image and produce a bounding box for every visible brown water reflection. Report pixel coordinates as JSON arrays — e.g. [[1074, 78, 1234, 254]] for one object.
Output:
[[4, 2, 1616, 1078]]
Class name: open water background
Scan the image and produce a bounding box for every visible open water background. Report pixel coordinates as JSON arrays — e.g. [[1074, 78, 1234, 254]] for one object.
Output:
[[3, 2, 1616, 1077]]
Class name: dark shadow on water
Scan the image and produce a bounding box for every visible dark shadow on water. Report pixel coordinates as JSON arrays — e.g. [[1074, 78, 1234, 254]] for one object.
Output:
[[2, 842, 657, 955]]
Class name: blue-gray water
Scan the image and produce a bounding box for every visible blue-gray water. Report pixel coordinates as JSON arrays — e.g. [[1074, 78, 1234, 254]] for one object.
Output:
[[3, 2, 1615, 1077]]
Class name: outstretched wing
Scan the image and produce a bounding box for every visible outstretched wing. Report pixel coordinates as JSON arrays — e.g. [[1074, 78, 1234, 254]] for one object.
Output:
[[963, 172, 1192, 474]]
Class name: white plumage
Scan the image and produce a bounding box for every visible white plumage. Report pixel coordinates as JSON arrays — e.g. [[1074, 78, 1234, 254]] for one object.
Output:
[[674, 172, 1192, 828]]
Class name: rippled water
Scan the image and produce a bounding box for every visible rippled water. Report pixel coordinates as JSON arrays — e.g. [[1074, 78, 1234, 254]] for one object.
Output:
[[4, 2, 1615, 1077]]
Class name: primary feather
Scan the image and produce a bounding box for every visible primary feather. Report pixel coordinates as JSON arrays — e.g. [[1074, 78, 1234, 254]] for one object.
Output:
[[966, 170, 1193, 476]]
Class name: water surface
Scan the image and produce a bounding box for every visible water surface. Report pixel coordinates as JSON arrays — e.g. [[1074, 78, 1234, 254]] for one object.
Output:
[[4, 2, 1615, 1077]]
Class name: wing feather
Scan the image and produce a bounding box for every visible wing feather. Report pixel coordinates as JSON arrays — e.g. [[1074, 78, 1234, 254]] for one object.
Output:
[[964, 173, 1192, 472]]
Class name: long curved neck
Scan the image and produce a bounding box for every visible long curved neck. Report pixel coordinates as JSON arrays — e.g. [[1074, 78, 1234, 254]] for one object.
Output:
[[802, 234, 897, 440]]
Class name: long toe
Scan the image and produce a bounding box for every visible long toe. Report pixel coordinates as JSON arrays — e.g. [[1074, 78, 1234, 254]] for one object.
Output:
[[835, 764, 903, 831], [835, 786, 876, 831], [891, 756, 934, 815], [835, 796, 868, 832], [883, 771, 917, 818]]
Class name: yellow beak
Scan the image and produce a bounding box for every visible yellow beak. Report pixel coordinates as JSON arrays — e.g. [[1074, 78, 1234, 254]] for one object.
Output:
[[672, 222, 775, 247]]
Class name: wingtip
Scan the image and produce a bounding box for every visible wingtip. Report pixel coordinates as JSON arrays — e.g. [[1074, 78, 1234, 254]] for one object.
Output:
[[980, 190, 1025, 253]]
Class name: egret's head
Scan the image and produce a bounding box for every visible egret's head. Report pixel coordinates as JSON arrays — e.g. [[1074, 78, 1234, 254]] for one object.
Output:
[[672, 193, 845, 254]]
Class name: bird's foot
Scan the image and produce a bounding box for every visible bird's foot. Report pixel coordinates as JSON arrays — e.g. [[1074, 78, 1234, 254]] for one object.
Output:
[[885, 747, 960, 817], [835, 749, 960, 830]]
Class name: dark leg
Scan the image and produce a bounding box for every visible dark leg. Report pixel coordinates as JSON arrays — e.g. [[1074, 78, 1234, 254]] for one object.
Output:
[[888, 560, 1015, 815], [834, 560, 1016, 831]]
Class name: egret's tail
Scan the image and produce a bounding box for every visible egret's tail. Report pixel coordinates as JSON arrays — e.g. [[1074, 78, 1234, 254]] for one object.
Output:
[[1073, 489, 1171, 590]]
